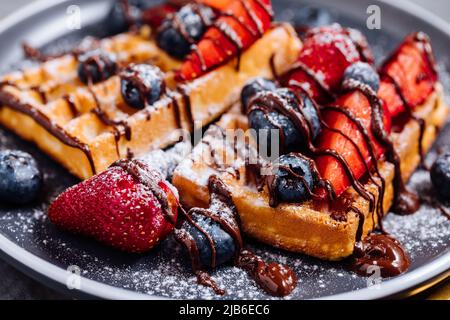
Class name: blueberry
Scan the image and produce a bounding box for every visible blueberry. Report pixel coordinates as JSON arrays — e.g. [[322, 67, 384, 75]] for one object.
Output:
[[157, 4, 215, 59], [248, 88, 321, 155], [297, 90, 321, 140], [272, 89, 321, 141], [106, 0, 154, 34], [431, 152, 450, 199], [248, 89, 302, 155], [343, 62, 380, 92], [77, 50, 118, 85], [241, 78, 278, 112], [248, 110, 300, 157], [271, 153, 318, 203], [0, 150, 42, 205], [120, 64, 166, 109], [293, 6, 332, 32], [182, 213, 236, 268]]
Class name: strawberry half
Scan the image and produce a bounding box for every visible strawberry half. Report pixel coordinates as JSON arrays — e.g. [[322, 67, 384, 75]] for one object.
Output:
[[177, 0, 273, 81], [49, 160, 179, 253], [315, 90, 391, 197], [283, 25, 373, 103], [378, 32, 437, 118]]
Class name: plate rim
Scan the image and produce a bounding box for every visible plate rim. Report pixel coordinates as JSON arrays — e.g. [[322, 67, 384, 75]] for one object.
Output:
[[0, 0, 449, 300]]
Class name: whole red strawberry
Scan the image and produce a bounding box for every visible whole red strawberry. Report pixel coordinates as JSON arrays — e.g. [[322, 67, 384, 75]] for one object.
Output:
[[48, 160, 179, 253], [283, 25, 373, 103]]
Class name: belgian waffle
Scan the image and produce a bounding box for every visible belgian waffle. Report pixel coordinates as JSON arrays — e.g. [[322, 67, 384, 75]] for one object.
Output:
[[0, 24, 301, 179], [172, 84, 448, 260]]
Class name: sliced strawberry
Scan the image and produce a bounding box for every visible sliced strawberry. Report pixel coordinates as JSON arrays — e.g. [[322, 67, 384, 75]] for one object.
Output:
[[177, 0, 273, 81], [378, 32, 437, 118], [315, 91, 391, 197], [49, 160, 179, 253], [283, 25, 371, 103], [378, 80, 405, 118], [142, 3, 178, 29]]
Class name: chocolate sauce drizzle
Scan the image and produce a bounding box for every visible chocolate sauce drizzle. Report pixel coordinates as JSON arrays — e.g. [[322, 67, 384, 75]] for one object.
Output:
[[380, 32, 438, 167], [76, 50, 135, 153], [381, 72, 426, 164], [86, 67, 195, 158], [437, 205, 450, 220], [22, 43, 65, 62], [2, 58, 194, 169], [160, 3, 215, 47], [265, 153, 332, 208], [120, 64, 167, 110], [175, 175, 297, 297], [247, 69, 429, 242], [342, 80, 420, 218], [23, 45, 128, 161], [30, 85, 48, 104], [236, 249, 297, 297], [89, 86, 132, 143], [63, 95, 79, 117], [341, 27, 374, 64], [248, 89, 378, 212], [22, 37, 100, 62], [0, 82, 97, 175], [321, 104, 387, 234], [78, 51, 118, 85], [188, 0, 274, 75], [110, 159, 177, 225], [349, 234, 410, 278], [232, 30, 441, 281]]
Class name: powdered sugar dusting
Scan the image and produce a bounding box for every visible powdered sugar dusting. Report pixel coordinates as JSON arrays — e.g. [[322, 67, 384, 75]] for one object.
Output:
[[383, 169, 450, 259]]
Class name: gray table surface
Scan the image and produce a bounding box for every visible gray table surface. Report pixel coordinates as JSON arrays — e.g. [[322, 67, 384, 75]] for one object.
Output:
[[0, 0, 449, 300]]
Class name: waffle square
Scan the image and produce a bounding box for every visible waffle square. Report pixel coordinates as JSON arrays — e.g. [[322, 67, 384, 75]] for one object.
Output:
[[173, 84, 449, 260], [0, 25, 302, 179]]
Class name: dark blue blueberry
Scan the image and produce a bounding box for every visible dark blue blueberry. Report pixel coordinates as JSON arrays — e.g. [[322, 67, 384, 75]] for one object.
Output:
[[430, 152, 450, 199], [77, 50, 117, 85], [157, 4, 215, 59], [270, 88, 321, 142], [292, 6, 332, 32], [120, 64, 166, 109], [297, 91, 321, 140], [248, 88, 321, 155], [106, 0, 154, 34], [272, 153, 317, 203], [343, 62, 380, 92], [248, 89, 302, 155], [241, 78, 278, 111], [0, 150, 42, 205], [275, 87, 319, 136], [248, 109, 300, 157], [183, 214, 236, 268]]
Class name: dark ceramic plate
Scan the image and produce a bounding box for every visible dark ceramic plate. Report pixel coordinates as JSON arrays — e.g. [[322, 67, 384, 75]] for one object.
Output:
[[0, 0, 449, 300]]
